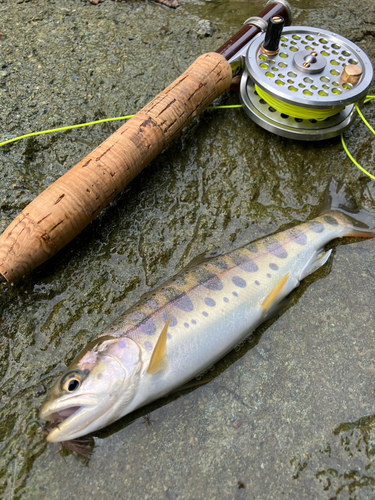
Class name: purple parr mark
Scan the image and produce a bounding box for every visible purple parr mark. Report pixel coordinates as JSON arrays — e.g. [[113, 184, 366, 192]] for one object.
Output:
[[324, 215, 339, 226], [139, 318, 157, 336], [174, 294, 194, 312], [266, 240, 288, 259], [232, 276, 247, 288], [308, 220, 324, 233], [289, 228, 307, 246], [163, 314, 177, 327], [202, 275, 223, 291], [231, 251, 258, 273], [144, 342, 153, 351]]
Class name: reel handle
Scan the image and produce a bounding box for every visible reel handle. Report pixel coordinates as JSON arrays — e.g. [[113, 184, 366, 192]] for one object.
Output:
[[0, 53, 232, 282]]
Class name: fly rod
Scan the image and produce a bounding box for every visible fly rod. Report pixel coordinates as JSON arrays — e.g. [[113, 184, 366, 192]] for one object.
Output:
[[0, 0, 292, 283]]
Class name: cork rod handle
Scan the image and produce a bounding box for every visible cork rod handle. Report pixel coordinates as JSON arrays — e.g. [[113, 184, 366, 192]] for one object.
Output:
[[0, 53, 232, 282]]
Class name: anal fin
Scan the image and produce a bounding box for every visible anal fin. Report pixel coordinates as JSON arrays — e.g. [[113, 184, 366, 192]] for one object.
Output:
[[299, 249, 332, 281], [261, 274, 289, 312]]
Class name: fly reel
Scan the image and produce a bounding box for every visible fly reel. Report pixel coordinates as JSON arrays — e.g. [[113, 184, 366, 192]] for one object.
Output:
[[238, 23, 373, 140]]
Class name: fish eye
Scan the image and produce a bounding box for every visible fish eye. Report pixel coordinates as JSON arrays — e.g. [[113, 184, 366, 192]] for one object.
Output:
[[60, 370, 88, 393], [65, 378, 80, 392]]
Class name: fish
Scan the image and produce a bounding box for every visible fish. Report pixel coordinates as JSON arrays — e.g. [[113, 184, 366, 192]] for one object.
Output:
[[39, 181, 375, 443]]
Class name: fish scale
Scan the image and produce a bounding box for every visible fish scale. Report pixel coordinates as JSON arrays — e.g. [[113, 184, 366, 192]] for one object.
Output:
[[40, 184, 375, 443]]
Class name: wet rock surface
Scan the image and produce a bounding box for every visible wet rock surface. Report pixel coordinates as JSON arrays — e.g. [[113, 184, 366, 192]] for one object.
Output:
[[0, 0, 374, 498]]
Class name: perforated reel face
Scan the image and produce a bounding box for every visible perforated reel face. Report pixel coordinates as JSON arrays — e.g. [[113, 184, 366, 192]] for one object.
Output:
[[240, 26, 373, 140]]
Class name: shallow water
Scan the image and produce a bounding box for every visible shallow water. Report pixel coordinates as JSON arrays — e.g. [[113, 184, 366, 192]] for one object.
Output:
[[0, 0, 374, 498]]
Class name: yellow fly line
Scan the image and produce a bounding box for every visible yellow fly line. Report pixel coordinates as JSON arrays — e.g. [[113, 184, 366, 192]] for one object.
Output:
[[340, 96, 375, 181], [0, 115, 137, 148], [254, 84, 345, 121], [0, 106, 243, 148], [0, 100, 373, 180]]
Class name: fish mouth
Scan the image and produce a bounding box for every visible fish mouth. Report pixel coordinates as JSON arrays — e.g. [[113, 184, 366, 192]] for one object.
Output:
[[42, 405, 82, 423], [40, 392, 107, 442], [41, 405, 84, 442]]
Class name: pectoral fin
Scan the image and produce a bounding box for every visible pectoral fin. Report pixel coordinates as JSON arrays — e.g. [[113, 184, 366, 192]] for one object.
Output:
[[147, 317, 171, 375], [261, 274, 289, 312]]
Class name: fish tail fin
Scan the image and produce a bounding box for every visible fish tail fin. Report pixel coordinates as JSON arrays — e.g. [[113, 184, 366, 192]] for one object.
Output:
[[323, 179, 375, 238]]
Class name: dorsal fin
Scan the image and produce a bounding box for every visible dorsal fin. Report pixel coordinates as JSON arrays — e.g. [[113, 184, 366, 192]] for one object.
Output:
[[261, 274, 289, 312], [147, 317, 171, 375]]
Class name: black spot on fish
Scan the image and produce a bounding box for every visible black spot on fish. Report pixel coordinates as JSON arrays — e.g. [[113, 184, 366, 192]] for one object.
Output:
[[174, 293, 194, 312], [289, 228, 307, 245], [223, 297, 229, 303], [192, 319, 197, 325], [266, 239, 288, 259], [324, 215, 339, 226], [232, 276, 247, 288], [267, 273, 271, 278], [230, 251, 258, 273], [233, 291, 238, 297], [202, 311, 208, 317], [204, 297, 216, 307], [139, 317, 157, 335], [184, 322, 189, 328], [269, 263, 279, 271], [255, 280, 260, 286], [308, 220, 324, 233]]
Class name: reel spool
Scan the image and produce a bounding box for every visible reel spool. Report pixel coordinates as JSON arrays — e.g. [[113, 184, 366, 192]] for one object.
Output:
[[239, 25, 373, 140]]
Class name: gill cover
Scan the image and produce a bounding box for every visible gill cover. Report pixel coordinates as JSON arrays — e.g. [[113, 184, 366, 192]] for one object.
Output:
[[40, 336, 142, 442]]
